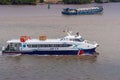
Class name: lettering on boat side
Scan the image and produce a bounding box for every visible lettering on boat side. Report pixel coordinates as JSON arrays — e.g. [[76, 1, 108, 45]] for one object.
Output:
[[50, 48, 59, 50]]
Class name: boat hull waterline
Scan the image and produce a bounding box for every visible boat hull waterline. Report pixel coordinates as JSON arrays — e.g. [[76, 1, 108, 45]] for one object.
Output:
[[2, 48, 96, 55]]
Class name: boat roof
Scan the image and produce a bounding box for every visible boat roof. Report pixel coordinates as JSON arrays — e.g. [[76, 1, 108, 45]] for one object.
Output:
[[77, 7, 99, 11], [6, 31, 82, 44], [6, 38, 73, 44], [26, 39, 62, 43], [64, 35, 81, 39], [7, 39, 21, 43]]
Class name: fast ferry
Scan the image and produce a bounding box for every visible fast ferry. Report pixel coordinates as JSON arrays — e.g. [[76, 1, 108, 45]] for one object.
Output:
[[2, 31, 99, 55], [62, 6, 103, 15]]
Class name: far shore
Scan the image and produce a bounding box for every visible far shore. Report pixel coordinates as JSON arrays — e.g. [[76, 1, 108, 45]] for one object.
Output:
[[0, 1, 120, 5]]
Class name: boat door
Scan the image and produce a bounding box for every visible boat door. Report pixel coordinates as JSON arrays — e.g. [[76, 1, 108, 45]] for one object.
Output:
[[14, 43, 21, 51]]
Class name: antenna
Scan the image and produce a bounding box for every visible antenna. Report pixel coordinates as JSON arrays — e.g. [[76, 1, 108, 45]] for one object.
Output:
[[76, 32, 79, 36], [63, 26, 72, 36]]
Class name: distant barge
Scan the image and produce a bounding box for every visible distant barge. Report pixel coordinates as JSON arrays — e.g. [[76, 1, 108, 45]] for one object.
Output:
[[62, 6, 103, 15]]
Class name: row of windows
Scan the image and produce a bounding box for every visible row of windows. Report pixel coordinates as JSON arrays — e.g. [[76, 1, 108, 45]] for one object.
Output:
[[61, 38, 84, 42], [27, 44, 72, 48], [70, 38, 84, 42]]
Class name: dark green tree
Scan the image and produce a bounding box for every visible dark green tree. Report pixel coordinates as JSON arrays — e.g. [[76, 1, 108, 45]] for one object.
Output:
[[63, 0, 92, 4], [0, 0, 12, 4], [40, 0, 44, 3], [110, 0, 120, 2]]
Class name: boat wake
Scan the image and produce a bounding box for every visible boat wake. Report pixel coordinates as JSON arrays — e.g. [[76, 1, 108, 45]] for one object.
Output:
[[0, 52, 22, 57], [0, 51, 2, 56]]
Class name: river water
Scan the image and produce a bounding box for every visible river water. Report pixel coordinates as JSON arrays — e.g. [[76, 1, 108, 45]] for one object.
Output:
[[0, 3, 120, 80]]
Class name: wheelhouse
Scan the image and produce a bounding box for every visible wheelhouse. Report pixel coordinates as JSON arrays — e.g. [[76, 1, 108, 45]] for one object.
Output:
[[3, 40, 21, 52]]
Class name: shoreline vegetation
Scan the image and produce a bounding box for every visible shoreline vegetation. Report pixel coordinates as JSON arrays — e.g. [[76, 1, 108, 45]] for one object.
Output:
[[0, 0, 120, 5], [0, 0, 39, 5]]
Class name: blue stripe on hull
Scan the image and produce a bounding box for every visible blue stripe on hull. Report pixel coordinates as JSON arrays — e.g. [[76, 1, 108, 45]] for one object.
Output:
[[21, 48, 96, 55], [83, 48, 96, 54], [22, 50, 79, 55], [62, 11, 102, 15], [2, 48, 96, 55]]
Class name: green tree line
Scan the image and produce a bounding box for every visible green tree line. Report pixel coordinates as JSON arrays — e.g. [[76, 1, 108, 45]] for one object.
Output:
[[63, 0, 120, 3], [0, 0, 39, 5], [0, 0, 119, 5], [95, 0, 120, 3], [62, 0, 92, 4], [110, 0, 120, 2]]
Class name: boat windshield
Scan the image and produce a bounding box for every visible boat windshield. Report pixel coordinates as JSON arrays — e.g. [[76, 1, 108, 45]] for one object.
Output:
[[4, 43, 21, 51], [75, 38, 84, 42], [70, 38, 84, 42], [64, 8, 76, 12]]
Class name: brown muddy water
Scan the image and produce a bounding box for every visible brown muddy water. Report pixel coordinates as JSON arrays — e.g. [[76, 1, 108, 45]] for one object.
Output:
[[0, 3, 120, 80]]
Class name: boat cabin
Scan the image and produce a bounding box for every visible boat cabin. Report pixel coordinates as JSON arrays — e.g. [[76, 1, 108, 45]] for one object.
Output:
[[62, 32, 84, 42], [4, 39, 21, 52], [63, 8, 77, 13], [2, 32, 85, 52]]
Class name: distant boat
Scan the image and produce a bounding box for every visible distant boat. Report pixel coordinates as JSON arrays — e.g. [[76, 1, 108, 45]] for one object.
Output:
[[62, 6, 103, 15]]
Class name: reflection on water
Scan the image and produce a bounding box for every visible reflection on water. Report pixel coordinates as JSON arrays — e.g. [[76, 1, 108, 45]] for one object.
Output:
[[2, 52, 99, 64], [0, 54, 98, 80], [3, 54, 98, 63]]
